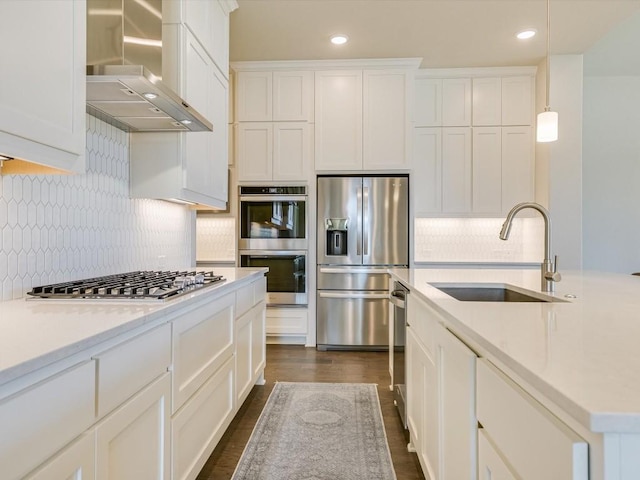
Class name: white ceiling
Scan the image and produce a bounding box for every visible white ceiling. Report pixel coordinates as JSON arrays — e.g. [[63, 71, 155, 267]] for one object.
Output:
[[230, 0, 640, 68]]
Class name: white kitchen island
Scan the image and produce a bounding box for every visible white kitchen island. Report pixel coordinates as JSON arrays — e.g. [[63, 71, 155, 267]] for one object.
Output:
[[389, 267, 640, 480], [0, 267, 267, 480]]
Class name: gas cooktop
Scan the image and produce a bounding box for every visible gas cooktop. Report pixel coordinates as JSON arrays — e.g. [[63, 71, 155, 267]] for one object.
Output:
[[26, 270, 226, 301]]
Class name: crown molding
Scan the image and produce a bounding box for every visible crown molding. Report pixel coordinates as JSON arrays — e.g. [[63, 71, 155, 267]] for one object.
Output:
[[230, 58, 423, 72], [415, 66, 537, 78]]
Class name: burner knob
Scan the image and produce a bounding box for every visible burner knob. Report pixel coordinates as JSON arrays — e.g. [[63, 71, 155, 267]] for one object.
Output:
[[173, 277, 187, 289]]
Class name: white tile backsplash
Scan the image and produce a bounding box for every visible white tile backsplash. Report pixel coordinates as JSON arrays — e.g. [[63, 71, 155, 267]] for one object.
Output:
[[0, 115, 193, 301], [196, 217, 236, 262], [414, 217, 544, 263]]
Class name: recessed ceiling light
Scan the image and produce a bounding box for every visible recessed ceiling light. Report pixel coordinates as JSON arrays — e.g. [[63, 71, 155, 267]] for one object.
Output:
[[516, 29, 537, 40], [330, 34, 349, 45], [143, 92, 158, 100], [180, 119, 192, 125]]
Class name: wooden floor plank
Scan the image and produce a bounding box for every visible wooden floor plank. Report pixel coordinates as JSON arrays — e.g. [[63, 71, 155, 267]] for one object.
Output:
[[196, 345, 425, 480]]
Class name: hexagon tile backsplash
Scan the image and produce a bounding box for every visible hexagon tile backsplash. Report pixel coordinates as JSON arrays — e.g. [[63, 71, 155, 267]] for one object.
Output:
[[0, 115, 193, 301]]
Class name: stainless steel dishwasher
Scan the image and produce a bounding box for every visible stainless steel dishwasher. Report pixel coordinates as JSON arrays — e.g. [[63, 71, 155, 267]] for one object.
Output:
[[390, 281, 409, 428]]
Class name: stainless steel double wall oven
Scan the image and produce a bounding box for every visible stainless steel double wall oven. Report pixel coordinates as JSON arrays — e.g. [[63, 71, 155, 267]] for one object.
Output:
[[238, 186, 308, 306]]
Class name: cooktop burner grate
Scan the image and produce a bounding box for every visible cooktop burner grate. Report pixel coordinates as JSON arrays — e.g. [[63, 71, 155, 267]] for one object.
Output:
[[27, 270, 225, 300]]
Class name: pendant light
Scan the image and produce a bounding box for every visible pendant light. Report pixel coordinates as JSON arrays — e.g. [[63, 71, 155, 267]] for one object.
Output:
[[537, 0, 558, 143]]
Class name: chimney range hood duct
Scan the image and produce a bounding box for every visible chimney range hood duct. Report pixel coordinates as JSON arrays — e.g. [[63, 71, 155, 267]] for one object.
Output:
[[86, 0, 212, 133]]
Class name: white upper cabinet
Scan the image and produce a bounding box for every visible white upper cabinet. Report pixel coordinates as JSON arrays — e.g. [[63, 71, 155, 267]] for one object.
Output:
[[236, 122, 311, 182], [472, 77, 502, 126], [363, 69, 412, 170], [413, 68, 535, 216], [314, 70, 364, 171], [442, 79, 472, 126], [473, 76, 533, 126], [0, 0, 86, 173], [414, 79, 442, 127], [501, 76, 534, 125], [163, 0, 235, 76], [236, 71, 273, 121], [131, 20, 231, 208], [235, 70, 313, 122], [315, 66, 415, 171]]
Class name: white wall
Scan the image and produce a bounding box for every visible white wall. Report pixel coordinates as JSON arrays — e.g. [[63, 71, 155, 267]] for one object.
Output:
[[547, 55, 584, 270], [582, 11, 640, 273], [0, 115, 195, 301]]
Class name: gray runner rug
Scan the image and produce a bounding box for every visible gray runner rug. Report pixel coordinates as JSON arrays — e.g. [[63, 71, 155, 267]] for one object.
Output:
[[231, 382, 397, 480]]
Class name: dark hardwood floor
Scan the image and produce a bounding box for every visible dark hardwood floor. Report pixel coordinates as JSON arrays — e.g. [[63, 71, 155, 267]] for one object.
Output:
[[196, 345, 425, 480]]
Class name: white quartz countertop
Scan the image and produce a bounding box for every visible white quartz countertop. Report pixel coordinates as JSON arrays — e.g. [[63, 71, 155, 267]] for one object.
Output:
[[388, 267, 640, 434], [0, 268, 266, 387]]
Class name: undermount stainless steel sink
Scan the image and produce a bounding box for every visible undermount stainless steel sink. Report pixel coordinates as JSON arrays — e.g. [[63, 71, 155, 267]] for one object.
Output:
[[430, 284, 551, 303]]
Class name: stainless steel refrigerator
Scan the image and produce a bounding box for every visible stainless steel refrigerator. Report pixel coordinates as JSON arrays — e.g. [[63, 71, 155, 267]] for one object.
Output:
[[316, 175, 409, 350]]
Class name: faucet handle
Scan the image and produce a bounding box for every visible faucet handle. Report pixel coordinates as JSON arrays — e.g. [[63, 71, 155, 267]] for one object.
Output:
[[545, 255, 562, 282]]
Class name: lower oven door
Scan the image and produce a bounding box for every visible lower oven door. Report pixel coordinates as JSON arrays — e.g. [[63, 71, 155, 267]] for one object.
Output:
[[239, 250, 307, 306], [316, 290, 390, 350]]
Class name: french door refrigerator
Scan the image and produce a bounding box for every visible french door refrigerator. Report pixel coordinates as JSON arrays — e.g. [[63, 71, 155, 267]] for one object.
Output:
[[316, 175, 409, 350]]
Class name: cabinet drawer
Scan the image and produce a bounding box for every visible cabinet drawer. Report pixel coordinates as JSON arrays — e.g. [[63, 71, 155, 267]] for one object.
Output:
[[477, 359, 588, 480], [406, 294, 438, 357], [95, 323, 171, 418], [24, 430, 96, 480], [236, 277, 266, 318], [0, 361, 95, 480], [172, 292, 235, 412], [172, 355, 235, 480]]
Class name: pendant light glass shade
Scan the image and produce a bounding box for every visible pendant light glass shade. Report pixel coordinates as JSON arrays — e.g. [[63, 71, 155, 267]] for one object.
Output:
[[537, 110, 558, 142], [537, 0, 558, 143]]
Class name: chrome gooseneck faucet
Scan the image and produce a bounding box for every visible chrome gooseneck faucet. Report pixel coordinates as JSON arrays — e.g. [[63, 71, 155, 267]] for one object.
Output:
[[499, 202, 561, 292]]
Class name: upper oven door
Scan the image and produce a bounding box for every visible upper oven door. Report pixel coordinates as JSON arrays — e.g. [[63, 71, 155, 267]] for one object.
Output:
[[238, 194, 308, 250]]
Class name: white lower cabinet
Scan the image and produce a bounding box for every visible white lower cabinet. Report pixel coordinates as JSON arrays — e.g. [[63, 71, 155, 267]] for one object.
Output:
[[95, 373, 171, 480], [0, 361, 96, 480], [406, 294, 477, 480], [477, 359, 588, 480], [25, 431, 96, 480], [171, 356, 235, 480], [477, 429, 517, 480], [235, 301, 266, 405], [266, 307, 308, 344]]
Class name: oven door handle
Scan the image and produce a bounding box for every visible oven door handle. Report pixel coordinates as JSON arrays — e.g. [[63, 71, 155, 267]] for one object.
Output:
[[239, 195, 307, 202], [318, 292, 389, 300], [239, 250, 307, 256]]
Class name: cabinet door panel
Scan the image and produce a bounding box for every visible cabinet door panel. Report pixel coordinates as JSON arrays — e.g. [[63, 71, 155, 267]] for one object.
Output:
[[414, 78, 442, 127], [442, 79, 471, 126], [501, 76, 533, 126], [172, 356, 234, 480], [314, 70, 363, 171], [236, 71, 272, 121], [273, 71, 313, 121], [237, 123, 273, 181], [273, 122, 310, 181], [473, 77, 502, 126], [25, 431, 96, 480], [440, 327, 477, 480], [363, 70, 410, 169], [210, 68, 229, 204], [413, 128, 442, 214], [472, 127, 502, 214], [442, 127, 472, 212], [501, 126, 533, 212], [96, 374, 170, 480]]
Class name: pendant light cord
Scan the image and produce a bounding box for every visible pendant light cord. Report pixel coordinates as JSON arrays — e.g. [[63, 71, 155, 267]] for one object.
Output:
[[545, 0, 551, 112]]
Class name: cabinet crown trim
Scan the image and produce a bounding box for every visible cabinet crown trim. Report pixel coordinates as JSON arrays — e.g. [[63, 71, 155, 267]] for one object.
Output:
[[416, 66, 537, 79], [231, 58, 422, 71]]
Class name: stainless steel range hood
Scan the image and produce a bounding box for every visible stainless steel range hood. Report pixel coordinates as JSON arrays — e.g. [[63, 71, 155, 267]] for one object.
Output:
[[86, 0, 212, 132]]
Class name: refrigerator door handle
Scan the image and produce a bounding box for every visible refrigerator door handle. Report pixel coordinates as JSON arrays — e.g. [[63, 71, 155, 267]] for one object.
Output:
[[318, 291, 389, 300], [363, 186, 369, 256], [356, 187, 363, 256], [318, 267, 390, 274]]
